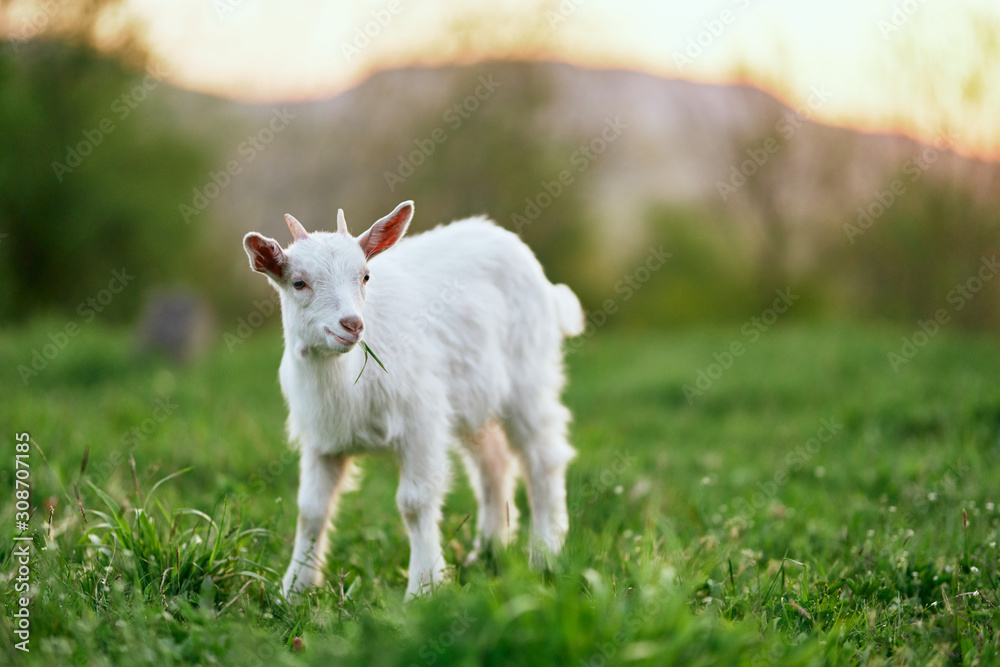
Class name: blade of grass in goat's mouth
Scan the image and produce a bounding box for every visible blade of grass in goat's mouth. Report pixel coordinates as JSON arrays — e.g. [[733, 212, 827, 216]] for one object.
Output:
[[355, 341, 388, 384]]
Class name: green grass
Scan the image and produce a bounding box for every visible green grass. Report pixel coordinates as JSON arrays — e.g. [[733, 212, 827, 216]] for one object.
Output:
[[2, 319, 999, 665]]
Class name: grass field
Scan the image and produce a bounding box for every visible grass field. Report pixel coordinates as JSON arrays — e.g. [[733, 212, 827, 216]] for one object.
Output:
[[2, 319, 999, 665]]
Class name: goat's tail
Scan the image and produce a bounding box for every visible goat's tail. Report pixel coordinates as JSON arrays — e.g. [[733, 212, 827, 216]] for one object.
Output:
[[551, 283, 585, 337]]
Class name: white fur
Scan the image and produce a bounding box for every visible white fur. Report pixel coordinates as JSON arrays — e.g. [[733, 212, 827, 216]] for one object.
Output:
[[243, 201, 583, 600]]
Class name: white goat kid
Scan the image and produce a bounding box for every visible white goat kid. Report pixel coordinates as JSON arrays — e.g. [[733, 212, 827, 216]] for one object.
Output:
[[242, 201, 584, 600]]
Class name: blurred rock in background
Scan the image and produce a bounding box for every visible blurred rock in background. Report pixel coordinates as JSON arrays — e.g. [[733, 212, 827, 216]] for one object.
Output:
[[135, 289, 216, 364]]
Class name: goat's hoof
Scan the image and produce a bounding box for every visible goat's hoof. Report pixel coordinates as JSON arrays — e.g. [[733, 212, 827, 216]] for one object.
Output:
[[281, 572, 315, 602], [463, 547, 481, 566]]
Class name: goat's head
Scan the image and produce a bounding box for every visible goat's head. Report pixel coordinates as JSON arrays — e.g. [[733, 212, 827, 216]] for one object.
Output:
[[243, 200, 413, 355]]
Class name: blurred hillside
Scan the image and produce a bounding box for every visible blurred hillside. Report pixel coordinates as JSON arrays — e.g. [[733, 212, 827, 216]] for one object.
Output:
[[164, 60, 1000, 328], [4, 44, 1000, 331]]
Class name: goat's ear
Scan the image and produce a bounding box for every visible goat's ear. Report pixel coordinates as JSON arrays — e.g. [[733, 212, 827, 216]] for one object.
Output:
[[357, 200, 413, 260], [243, 232, 286, 279]]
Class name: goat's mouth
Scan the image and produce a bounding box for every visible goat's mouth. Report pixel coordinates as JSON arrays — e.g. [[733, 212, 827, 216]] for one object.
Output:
[[323, 326, 359, 347]]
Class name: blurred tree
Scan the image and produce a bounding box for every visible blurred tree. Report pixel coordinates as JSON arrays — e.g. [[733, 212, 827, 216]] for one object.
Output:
[[626, 204, 757, 328], [0, 0, 215, 322], [828, 179, 1000, 331], [383, 62, 597, 303]]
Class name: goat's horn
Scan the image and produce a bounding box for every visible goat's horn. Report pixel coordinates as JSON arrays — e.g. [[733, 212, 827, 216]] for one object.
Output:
[[337, 209, 349, 236], [284, 214, 309, 241]]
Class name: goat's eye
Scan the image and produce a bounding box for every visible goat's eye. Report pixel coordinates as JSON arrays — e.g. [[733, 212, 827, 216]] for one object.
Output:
[[363, 273, 370, 283], [292, 279, 307, 290]]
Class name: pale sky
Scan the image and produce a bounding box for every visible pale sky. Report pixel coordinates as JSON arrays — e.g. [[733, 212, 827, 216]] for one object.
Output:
[[10, 0, 1000, 159]]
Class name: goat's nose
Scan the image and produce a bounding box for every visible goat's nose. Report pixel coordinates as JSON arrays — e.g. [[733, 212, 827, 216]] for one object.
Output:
[[340, 316, 363, 335]]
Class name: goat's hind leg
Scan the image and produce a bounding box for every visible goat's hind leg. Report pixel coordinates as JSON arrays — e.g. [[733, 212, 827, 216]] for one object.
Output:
[[459, 419, 519, 563], [503, 398, 576, 569]]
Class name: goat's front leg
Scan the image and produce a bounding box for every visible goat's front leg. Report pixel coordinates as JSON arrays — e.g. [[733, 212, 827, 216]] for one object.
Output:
[[282, 449, 350, 598], [396, 444, 450, 600]]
